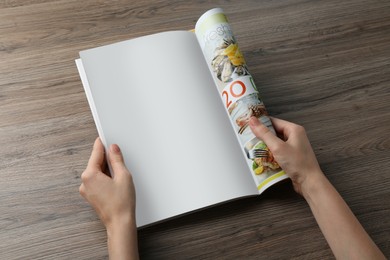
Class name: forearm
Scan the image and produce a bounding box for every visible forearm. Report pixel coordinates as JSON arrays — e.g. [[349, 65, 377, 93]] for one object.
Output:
[[107, 218, 139, 260], [302, 172, 385, 259]]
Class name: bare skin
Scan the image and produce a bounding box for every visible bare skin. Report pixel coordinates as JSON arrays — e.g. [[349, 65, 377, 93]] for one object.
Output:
[[249, 116, 385, 260], [79, 117, 385, 259], [79, 138, 139, 260]]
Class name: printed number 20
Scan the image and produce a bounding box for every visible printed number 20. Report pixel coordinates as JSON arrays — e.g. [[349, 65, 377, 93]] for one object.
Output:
[[222, 80, 246, 108]]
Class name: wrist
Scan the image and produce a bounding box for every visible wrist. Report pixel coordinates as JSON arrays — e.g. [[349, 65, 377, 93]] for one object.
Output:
[[106, 213, 136, 236], [106, 213, 139, 260], [300, 169, 327, 202]]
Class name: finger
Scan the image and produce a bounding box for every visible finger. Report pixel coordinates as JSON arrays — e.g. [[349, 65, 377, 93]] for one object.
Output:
[[108, 144, 129, 179], [270, 117, 302, 141], [87, 137, 106, 171], [269, 117, 292, 140], [249, 117, 284, 151], [79, 183, 85, 197]]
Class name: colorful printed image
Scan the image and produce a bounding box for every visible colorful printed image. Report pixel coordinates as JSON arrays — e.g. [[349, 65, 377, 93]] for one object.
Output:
[[195, 7, 287, 191], [211, 37, 250, 83], [251, 141, 280, 175], [228, 94, 268, 135], [245, 137, 282, 179]]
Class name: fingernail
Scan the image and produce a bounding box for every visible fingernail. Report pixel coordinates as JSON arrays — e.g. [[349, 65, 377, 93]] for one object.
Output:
[[111, 144, 121, 153], [249, 117, 260, 126]]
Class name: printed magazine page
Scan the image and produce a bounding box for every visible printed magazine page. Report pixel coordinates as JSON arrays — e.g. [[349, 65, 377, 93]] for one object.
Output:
[[195, 8, 288, 193]]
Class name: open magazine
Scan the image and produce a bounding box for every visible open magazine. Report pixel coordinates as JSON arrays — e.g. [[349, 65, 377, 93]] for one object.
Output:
[[76, 8, 288, 227]]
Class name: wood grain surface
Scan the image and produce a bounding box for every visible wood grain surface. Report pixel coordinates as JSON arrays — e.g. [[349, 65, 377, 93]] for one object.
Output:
[[1, 0, 389, 259]]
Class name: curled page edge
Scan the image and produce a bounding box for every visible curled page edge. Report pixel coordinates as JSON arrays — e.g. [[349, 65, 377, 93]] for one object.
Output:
[[194, 8, 288, 193], [75, 59, 114, 176]]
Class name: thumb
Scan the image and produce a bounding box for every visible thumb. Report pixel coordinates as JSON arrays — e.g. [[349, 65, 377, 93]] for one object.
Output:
[[249, 117, 284, 152], [108, 144, 129, 178]]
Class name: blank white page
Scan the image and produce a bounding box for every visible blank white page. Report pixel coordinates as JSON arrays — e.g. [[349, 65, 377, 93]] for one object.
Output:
[[79, 31, 257, 227]]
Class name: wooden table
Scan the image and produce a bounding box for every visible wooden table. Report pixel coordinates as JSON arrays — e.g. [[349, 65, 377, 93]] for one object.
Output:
[[1, 0, 389, 259]]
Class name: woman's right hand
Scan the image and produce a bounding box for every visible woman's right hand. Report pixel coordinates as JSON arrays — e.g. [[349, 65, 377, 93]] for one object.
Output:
[[249, 117, 386, 259], [249, 116, 323, 196]]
